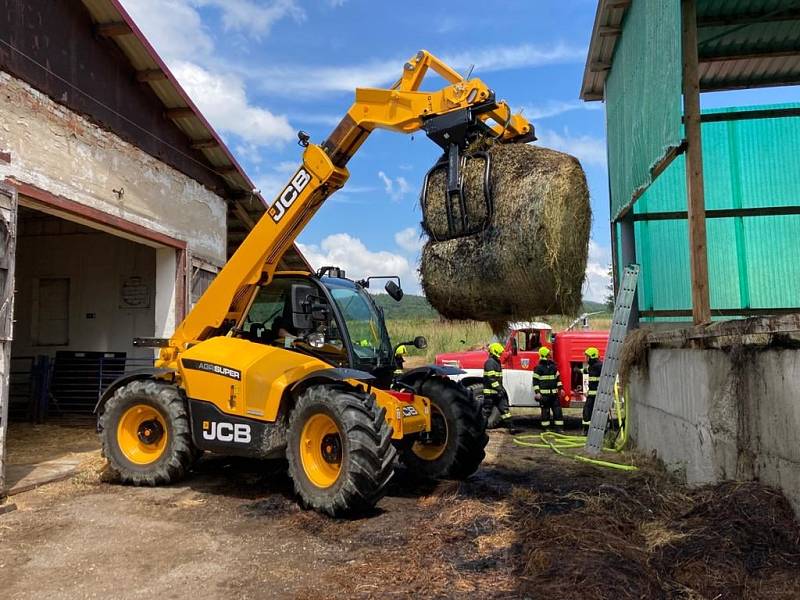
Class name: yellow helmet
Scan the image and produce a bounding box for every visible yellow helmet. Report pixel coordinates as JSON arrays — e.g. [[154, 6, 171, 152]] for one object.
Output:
[[538, 346, 551, 358], [585, 346, 600, 359], [488, 342, 505, 357], [395, 345, 407, 356]]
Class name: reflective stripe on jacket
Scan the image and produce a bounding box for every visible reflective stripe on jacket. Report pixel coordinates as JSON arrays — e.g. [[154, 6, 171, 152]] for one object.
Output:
[[583, 359, 602, 397], [483, 356, 503, 396], [533, 359, 562, 395]]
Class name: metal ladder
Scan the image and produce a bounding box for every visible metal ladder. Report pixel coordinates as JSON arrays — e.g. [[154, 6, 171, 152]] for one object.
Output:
[[585, 264, 640, 455]]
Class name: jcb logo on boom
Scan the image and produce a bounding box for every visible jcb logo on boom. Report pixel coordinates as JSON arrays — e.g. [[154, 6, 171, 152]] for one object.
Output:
[[268, 169, 311, 223], [202, 420, 251, 443]]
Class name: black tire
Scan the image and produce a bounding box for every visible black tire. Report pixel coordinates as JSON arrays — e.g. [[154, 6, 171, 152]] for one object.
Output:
[[286, 385, 396, 517], [99, 380, 193, 486], [399, 377, 488, 480], [466, 381, 485, 417]]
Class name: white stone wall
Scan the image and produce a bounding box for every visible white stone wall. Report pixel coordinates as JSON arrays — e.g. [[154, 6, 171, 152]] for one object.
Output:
[[0, 71, 226, 265], [630, 347, 800, 518]]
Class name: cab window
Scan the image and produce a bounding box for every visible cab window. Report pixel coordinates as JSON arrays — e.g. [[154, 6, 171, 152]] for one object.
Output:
[[242, 278, 348, 366]]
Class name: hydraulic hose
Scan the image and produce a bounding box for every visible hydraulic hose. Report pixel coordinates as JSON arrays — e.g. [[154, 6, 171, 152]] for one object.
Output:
[[512, 383, 637, 471]]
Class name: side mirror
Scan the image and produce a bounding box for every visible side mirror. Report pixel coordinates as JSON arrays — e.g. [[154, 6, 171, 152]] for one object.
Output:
[[290, 284, 315, 330], [510, 338, 518, 355], [413, 336, 427, 349], [385, 280, 403, 301]]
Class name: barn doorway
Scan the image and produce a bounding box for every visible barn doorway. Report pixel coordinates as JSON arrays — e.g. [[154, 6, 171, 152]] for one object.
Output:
[[5, 204, 161, 494]]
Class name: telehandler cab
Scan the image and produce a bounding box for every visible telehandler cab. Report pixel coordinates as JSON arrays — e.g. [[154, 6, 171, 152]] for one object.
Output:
[[95, 51, 535, 515]]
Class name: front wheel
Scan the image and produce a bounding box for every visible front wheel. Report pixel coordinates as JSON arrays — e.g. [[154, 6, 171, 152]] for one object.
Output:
[[99, 380, 194, 486], [399, 377, 488, 480], [286, 385, 396, 517]]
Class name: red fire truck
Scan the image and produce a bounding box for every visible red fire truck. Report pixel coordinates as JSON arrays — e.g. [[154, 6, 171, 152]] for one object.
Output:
[[435, 321, 609, 410]]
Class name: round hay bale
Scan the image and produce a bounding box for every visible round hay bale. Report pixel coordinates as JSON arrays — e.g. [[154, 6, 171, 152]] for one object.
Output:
[[420, 143, 590, 322]]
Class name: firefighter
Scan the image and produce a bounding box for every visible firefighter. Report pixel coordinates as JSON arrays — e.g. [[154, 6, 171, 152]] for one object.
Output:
[[533, 346, 564, 431], [582, 347, 602, 433], [393, 345, 407, 378], [483, 342, 512, 426]]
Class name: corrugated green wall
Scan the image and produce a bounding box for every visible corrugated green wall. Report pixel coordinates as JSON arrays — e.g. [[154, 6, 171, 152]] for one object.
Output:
[[606, 0, 683, 220], [633, 105, 800, 320]]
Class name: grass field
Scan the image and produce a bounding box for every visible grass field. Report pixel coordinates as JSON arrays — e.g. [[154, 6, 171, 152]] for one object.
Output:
[[387, 314, 612, 364]]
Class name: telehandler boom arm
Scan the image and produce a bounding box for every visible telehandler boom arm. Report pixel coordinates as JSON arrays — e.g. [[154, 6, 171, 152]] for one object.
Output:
[[160, 50, 533, 364]]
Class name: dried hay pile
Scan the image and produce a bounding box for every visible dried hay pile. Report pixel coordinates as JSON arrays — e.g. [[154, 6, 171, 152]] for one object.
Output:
[[420, 143, 590, 322]]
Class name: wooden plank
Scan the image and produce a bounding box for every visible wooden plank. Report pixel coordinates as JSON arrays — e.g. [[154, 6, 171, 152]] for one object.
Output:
[[190, 139, 219, 150], [231, 203, 256, 230], [633, 205, 800, 221], [164, 107, 196, 120], [94, 22, 132, 37], [135, 69, 167, 82], [0, 184, 16, 497], [698, 9, 800, 28], [698, 107, 800, 123], [682, 0, 711, 325]]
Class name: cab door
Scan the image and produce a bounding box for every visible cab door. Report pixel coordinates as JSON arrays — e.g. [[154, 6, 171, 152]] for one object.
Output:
[[503, 329, 541, 407]]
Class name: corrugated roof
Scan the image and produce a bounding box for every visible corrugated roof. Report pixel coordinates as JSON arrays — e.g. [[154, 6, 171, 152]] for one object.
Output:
[[78, 0, 308, 269], [581, 0, 800, 101]]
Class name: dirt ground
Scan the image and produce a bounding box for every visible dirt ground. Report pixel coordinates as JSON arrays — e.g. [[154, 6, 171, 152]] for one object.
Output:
[[2, 419, 800, 600]]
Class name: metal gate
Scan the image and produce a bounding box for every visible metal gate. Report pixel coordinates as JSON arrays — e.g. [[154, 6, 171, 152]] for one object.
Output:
[[0, 184, 18, 497]]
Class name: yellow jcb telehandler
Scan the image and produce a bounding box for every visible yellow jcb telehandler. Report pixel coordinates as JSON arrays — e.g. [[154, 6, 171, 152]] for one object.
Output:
[[95, 51, 535, 515]]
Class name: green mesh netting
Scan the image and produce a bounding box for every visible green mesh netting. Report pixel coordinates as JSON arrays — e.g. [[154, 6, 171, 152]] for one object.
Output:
[[633, 105, 800, 319], [606, 0, 683, 220]]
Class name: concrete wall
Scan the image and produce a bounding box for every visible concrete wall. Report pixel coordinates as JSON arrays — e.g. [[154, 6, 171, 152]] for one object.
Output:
[[0, 71, 226, 265], [13, 214, 156, 359], [629, 346, 800, 518]]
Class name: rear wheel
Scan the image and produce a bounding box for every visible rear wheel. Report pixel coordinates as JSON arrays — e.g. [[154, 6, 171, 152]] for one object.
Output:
[[287, 385, 396, 516], [99, 380, 193, 486], [399, 377, 488, 479]]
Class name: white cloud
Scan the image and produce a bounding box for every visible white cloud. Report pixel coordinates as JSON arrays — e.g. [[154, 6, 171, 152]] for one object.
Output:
[[378, 171, 412, 202], [441, 42, 586, 74], [534, 128, 607, 168], [521, 100, 602, 120], [256, 42, 585, 96], [121, 0, 214, 61], [120, 0, 296, 150], [172, 61, 294, 147], [582, 240, 613, 303], [394, 227, 424, 253], [298, 234, 421, 294], [191, 0, 305, 38]]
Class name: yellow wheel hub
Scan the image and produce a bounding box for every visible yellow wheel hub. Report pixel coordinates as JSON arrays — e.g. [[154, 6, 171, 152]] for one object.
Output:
[[117, 404, 168, 465], [412, 403, 448, 461], [300, 413, 343, 489]]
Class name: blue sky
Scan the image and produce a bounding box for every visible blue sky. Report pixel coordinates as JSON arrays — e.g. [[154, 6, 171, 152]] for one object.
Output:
[[120, 0, 797, 301]]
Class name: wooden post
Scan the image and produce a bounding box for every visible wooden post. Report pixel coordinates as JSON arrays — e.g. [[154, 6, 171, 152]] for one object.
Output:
[[682, 0, 711, 325], [0, 184, 18, 498]]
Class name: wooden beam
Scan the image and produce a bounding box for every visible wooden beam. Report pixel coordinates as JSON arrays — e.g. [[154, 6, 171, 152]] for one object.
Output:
[[217, 166, 240, 176], [95, 22, 132, 37], [135, 69, 167, 82], [682, 0, 711, 326], [190, 138, 219, 150], [700, 49, 800, 64], [231, 203, 256, 230], [698, 9, 800, 29], [164, 107, 196, 120], [633, 205, 800, 222], [698, 107, 800, 122], [589, 61, 612, 72], [597, 26, 621, 37]]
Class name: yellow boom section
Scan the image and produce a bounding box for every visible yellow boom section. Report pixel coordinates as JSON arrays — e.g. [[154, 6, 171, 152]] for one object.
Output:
[[159, 50, 532, 365]]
